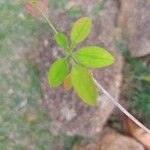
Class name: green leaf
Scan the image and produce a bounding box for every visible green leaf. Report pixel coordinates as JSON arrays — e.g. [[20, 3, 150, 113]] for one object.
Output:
[[71, 64, 97, 105], [71, 17, 92, 45], [48, 58, 69, 87], [144, 75, 150, 82], [74, 46, 115, 68], [54, 32, 68, 49]]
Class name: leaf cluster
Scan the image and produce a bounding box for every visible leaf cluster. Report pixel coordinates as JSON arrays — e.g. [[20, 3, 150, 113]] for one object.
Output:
[[48, 17, 115, 105]]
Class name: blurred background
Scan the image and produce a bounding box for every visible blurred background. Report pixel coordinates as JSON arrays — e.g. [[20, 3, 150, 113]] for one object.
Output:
[[0, 0, 150, 149]]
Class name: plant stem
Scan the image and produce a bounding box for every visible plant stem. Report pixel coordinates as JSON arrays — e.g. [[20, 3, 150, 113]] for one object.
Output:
[[93, 78, 150, 134], [71, 54, 80, 65], [34, 1, 58, 34]]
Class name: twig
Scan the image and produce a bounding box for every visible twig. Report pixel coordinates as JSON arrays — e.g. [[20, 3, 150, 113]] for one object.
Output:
[[34, 1, 58, 34], [93, 78, 150, 134]]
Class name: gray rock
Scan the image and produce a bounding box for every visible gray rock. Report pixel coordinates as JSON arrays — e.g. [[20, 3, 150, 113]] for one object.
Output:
[[39, 0, 123, 137], [118, 0, 150, 57]]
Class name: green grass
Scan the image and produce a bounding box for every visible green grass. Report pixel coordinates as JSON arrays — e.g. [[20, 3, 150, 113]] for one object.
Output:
[[116, 41, 150, 127], [0, 61, 56, 149], [92, 0, 107, 16], [49, 0, 68, 10], [62, 135, 83, 150], [128, 59, 150, 127], [66, 7, 83, 17], [0, 1, 84, 149]]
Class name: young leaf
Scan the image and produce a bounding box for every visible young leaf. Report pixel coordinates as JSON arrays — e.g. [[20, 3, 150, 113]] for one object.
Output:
[[144, 75, 150, 82], [74, 46, 115, 68], [63, 73, 72, 90], [71, 17, 92, 45], [54, 32, 68, 49], [48, 58, 69, 87], [71, 64, 97, 105]]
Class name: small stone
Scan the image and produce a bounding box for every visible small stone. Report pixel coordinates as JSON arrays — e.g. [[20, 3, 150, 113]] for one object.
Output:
[[26, 113, 37, 123], [18, 13, 25, 20], [8, 88, 14, 96]]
